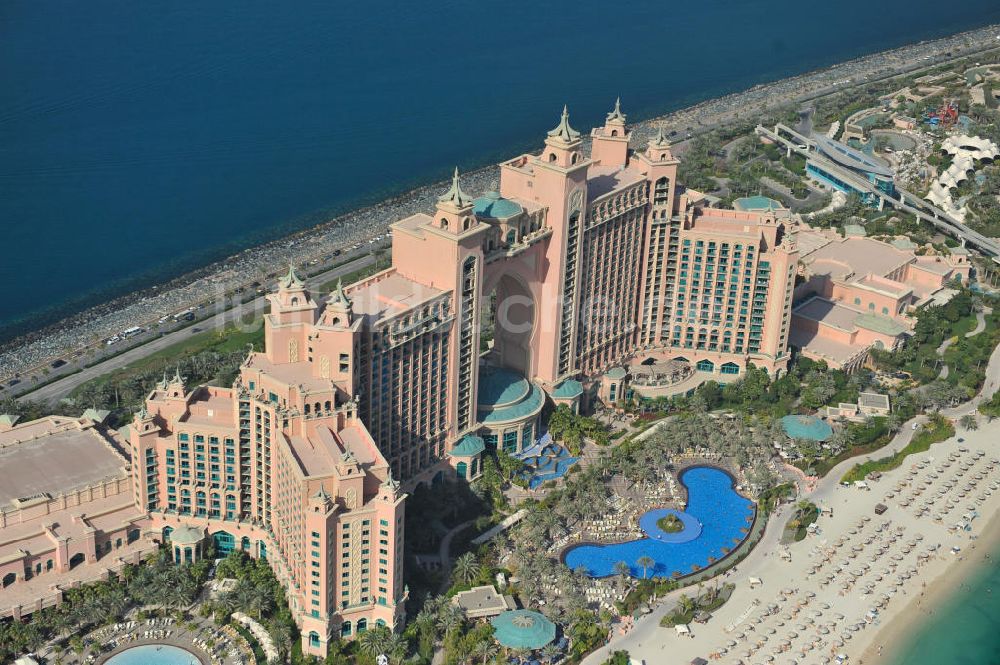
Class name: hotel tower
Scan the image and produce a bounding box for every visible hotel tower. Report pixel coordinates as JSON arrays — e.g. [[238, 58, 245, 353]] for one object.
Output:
[[124, 101, 797, 657]]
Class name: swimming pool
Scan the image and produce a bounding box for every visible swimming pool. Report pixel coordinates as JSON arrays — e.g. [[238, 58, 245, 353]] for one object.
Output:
[[563, 466, 755, 579], [105, 644, 202, 665], [781, 414, 833, 442]]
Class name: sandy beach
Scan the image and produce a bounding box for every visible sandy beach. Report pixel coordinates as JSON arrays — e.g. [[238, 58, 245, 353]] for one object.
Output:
[[583, 415, 1000, 665], [858, 497, 1000, 665]]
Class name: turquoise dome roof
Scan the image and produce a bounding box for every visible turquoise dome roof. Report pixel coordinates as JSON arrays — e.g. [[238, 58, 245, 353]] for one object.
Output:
[[473, 191, 522, 219]]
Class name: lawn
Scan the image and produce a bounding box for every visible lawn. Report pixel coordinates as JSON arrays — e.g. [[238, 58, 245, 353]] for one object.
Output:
[[68, 323, 264, 398], [841, 415, 955, 483]]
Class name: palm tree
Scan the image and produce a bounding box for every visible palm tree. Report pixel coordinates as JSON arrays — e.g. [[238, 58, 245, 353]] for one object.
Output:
[[510, 647, 532, 664], [357, 625, 391, 658], [453, 552, 482, 585], [383, 632, 407, 664], [268, 619, 292, 660], [613, 560, 631, 591], [474, 640, 499, 665], [540, 643, 561, 664], [436, 603, 466, 638], [677, 593, 696, 616], [636, 555, 655, 580], [959, 414, 979, 430]]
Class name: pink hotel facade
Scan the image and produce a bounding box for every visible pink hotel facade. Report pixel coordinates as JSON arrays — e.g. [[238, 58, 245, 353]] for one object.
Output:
[[1, 102, 805, 658], [129, 103, 800, 656]]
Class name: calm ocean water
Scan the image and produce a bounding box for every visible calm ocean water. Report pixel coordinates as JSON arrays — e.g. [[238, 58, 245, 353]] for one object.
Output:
[[890, 553, 1000, 665], [2, 0, 1000, 338]]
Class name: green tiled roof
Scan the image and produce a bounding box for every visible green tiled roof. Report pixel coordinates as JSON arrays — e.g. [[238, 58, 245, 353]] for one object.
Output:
[[478, 367, 530, 408], [551, 379, 583, 399], [451, 434, 485, 457], [473, 191, 523, 219], [82, 408, 111, 424], [491, 610, 556, 649], [734, 195, 782, 212], [481, 383, 545, 424], [856, 313, 907, 336], [605, 367, 627, 380]]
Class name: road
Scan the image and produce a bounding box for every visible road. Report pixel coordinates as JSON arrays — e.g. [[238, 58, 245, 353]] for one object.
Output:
[[19, 254, 376, 406]]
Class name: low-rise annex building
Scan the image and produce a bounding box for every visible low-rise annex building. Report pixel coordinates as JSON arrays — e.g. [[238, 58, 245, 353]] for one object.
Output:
[[0, 413, 154, 620], [789, 224, 970, 370]]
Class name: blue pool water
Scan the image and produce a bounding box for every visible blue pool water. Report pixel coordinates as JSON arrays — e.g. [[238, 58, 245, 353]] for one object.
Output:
[[781, 414, 833, 442], [106, 644, 201, 665], [518, 435, 579, 489], [563, 467, 755, 579]]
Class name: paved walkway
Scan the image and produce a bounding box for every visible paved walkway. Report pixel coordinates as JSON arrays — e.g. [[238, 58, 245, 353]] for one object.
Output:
[[437, 519, 476, 595]]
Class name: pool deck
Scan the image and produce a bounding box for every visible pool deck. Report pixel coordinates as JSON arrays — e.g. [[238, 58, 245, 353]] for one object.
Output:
[[560, 465, 758, 580], [96, 638, 210, 665]]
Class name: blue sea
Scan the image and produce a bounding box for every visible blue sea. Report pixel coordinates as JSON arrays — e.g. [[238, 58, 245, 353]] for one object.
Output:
[[890, 552, 1000, 665], [2, 0, 1000, 339]]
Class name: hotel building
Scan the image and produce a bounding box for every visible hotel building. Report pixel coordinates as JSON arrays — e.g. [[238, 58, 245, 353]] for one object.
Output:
[[317, 101, 799, 485], [1, 101, 804, 657]]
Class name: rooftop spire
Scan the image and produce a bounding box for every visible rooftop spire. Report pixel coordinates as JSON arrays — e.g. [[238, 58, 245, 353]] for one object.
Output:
[[279, 262, 304, 289], [650, 124, 671, 149], [330, 278, 352, 308], [547, 105, 581, 143], [606, 96, 626, 124], [437, 167, 472, 208]]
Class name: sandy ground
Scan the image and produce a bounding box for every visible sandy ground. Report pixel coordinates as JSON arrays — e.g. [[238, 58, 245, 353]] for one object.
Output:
[[583, 417, 1000, 665]]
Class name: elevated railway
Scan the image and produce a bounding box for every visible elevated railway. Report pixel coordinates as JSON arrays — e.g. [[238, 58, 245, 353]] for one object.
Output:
[[755, 123, 1000, 261]]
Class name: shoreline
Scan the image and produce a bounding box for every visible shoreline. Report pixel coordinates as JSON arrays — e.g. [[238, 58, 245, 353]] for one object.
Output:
[[4, 23, 1000, 385], [860, 506, 1000, 664]]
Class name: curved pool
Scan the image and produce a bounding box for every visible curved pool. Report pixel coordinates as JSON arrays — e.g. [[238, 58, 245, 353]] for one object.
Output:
[[563, 466, 755, 579], [105, 644, 202, 665]]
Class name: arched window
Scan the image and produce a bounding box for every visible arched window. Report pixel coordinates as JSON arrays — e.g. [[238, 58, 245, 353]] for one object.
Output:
[[341, 622, 352, 637], [304, 403, 310, 414], [506, 230, 516, 244], [45, 559, 53, 571], [548, 153, 557, 162], [2, 572, 15, 587], [291, 297, 299, 306], [376, 619, 387, 628], [571, 153, 579, 164], [324, 400, 332, 411], [456, 461, 468, 479], [440, 218, 449, 230], [309, 631, 321, 647], [696, 359, 715, 372], [654, 177, 670, 205], [610, 129, 618, 137], [463, 218, 471, 231]]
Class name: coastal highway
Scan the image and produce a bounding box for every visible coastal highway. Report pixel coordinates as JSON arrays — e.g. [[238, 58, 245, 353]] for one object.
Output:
[[18, 254, 376, 407]]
